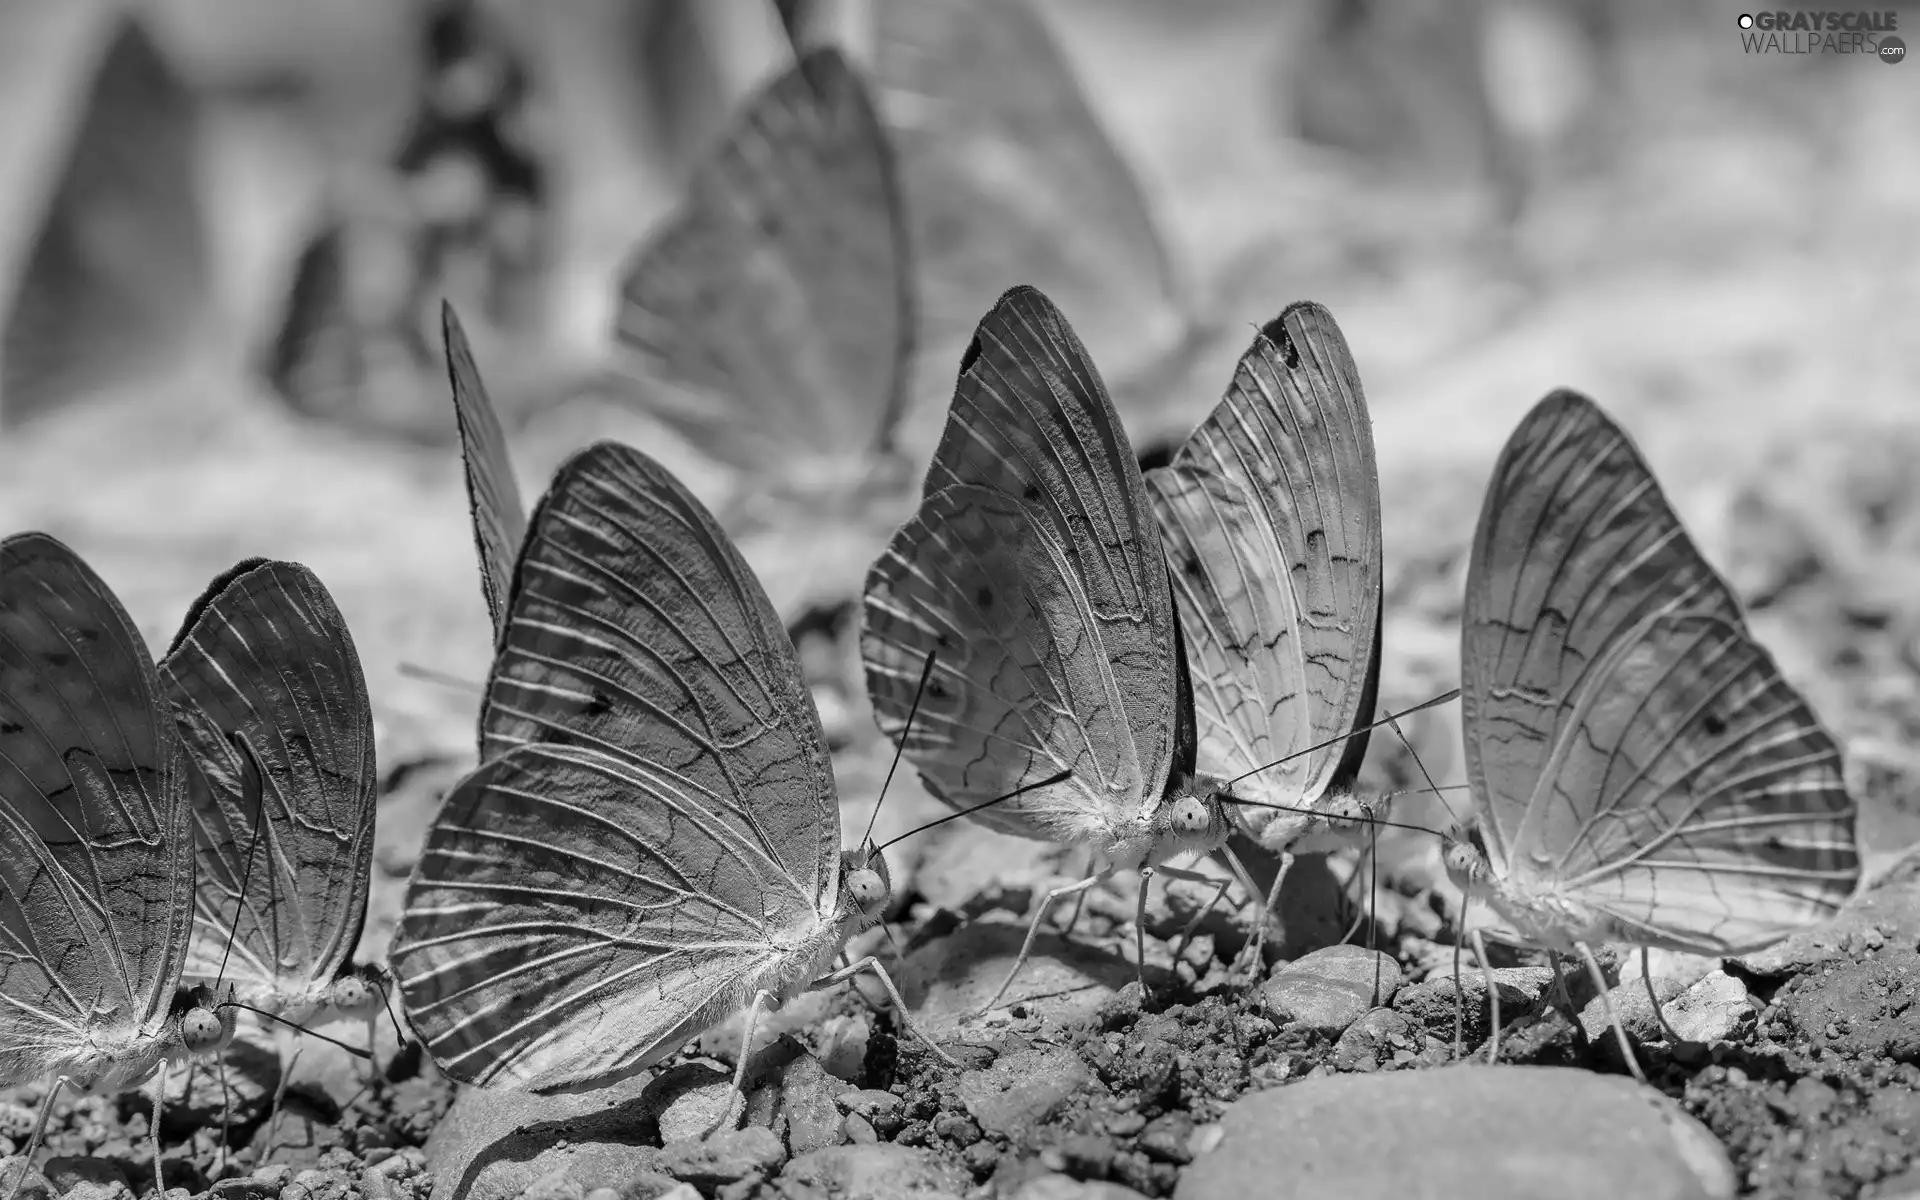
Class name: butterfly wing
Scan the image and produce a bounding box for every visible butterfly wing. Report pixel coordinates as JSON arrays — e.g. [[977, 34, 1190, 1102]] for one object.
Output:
[[0, 534, 194, 1083], [871, 0, 1190, 413], [864, 286, 1185, 842], [613, 47, 912, 483], [1464, 391, 1857, 950], [394, 441, 841, 1092], [160, 559, 378, 1010], [442, 302, 528, 638], [1463, 391, 1749, 876], [1519, 611, 1857, 954], [1146, 304, 1383, 835], [865, 484, 1163, 843]]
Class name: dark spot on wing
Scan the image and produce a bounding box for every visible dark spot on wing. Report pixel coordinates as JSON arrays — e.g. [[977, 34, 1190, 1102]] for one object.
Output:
[[0, 722, 21, 735], [1263, 319, 1301, 370], [1701, 710, 1727, 738], [583, 690, 612, 718], [975, 585, 994, 610]]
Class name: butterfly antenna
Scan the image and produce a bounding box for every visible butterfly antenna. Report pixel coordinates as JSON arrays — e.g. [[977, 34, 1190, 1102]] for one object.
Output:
[[398, 661, 485, 693], [375, 978, 411, 1049], [214, 730, 271, 993], [1222, 796, 1447, 840], [862, 649, 937, 851], [874, 769, 1074, 853], [1381, 704, 1465, 830], [1225, 688, 1460, 789], [218, 1001, 373, 1059]]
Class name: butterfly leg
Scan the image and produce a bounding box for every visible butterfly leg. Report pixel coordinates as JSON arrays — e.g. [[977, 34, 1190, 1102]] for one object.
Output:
[[1575, 941, 1647, 1084], [975, 868, 1114, 1016], [147, 1070, 167, 1198], [257, 1028, 304, 1166], [713, 990, 779, 1136], [810, 958, 959, 1068], [1451, 931, 1467, 1059], [1640, 947, 1685, 1045], [1243, 851, 1298, 974], [1154, 863, 1234, 981], [216, 1057, 231, 1179], [1471, 928, 1500, 1066], [4, 1075, 67, 1200]]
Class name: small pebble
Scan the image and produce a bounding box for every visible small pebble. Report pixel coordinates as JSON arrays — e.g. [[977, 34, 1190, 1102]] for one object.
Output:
[[843, 1114, 879, 1145]]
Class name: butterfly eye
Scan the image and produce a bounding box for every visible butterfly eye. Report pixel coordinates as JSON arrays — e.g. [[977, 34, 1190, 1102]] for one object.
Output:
[[1443, 839, 1488, 892], [845, 869, 888, 918], [1167, 795, 1212, 835], [180, 1005, 229, 1055], [330, 976, 375, 1015]]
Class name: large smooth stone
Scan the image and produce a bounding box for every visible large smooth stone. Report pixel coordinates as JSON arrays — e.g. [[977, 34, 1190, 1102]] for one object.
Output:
[[1176, 1065, 1736, 1200]]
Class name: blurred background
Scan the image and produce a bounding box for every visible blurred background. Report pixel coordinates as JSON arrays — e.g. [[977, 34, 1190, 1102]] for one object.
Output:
[[0, 0, 1916, 952]]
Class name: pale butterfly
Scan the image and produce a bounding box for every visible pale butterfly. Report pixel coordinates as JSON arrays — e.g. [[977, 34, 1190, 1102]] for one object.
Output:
[[160, 558, 390, 1130], [1446, 391, 1861, 1079], [1, 12, 208, 423], [611, 46, 915, 616], [390, 440, 954, 1095], [0, 533, 235, 1197], [861, 284, 1231, 1010], [861, 0, 1199, 442], [1144, 304, 1397, 962]]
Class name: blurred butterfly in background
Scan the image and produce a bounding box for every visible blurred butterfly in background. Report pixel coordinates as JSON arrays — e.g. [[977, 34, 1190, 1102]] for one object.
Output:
[[0, 533, 234, 1197], [851, 0, 1202, 447], [0, 9, 208, 426], [862, 285, 1231, 1010], [1144, 304, 1398, 962], [160, 558, 391, 1119], [1448, 391, 1861, 1079], [611, 46, 915, 620], [392, 440, 953, 1095], [265, 0, 556, 443]]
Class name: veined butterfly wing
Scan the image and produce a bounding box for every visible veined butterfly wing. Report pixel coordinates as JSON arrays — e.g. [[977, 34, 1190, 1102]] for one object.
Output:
[[0, 533, 195, 1087], [159, 559, 378, 1016], [1145, 304, 1383, 835], [863, 286, 1191, 848], [393, 442, 845, 1092], [613, 47, 912, 491], [1463, 391, 1859, 952], [870, 0, 1192, 417], [443, 302, 528, 639]]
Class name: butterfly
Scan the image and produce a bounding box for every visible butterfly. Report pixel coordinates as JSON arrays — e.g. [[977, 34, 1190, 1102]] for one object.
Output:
[[390, 440, 953, 1095], [861, 284, 1231, 1010], [0, 533, 233, 1196], [160, 557, 388, 1113], [265, 0, 551, 443], [1447, 390, 1861, 1078], [2, 13, 207, 423], [863, 0, 1199, 444], [611, 46, 914, 616], [1144, 303, 1393, 961]]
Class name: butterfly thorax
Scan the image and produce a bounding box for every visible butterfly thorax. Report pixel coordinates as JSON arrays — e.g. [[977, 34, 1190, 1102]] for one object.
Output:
[[1444, 838, 1608, 956]]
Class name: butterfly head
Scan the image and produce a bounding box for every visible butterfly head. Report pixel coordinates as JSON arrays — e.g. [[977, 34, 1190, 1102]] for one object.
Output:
[[840, 845, 894, 929], [174, 983, 239, 1057]]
